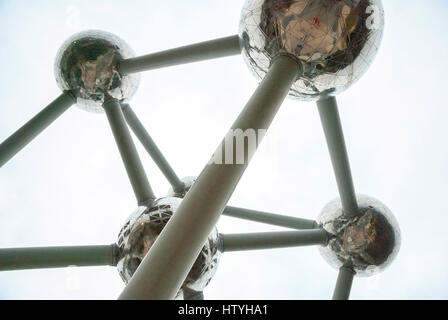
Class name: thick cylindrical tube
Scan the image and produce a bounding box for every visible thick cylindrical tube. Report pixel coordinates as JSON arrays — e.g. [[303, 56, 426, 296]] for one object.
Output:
[[332, 266, 355, 300], [118, 55, 301, 300]]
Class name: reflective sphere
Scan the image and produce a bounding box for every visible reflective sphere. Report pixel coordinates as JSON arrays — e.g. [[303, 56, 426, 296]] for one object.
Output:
[[54, 30, 140, 113], [318, 195, 400, 276], [167, 176, 197, 198], [116, 197, 220, 297], [239, 0, 384, 100]]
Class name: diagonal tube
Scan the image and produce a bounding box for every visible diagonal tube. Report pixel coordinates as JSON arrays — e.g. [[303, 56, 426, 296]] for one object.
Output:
[[119, 35, 241, 75], [220, 229, 328, 252], [0, 245, 117, 271], [317, 96, 358, 217], [0, 91, 75, 168], [118, 55, 301, 300], [223, 206, 318, 230], [121, 104, 185, 194], [332, 265, 355, 300], [104, 98, 155, 205]]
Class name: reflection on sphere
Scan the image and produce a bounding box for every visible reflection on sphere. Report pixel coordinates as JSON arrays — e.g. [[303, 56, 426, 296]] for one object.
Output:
[[54, 30, 140, 112], [116, 197, 220, 298], [318, 194, 400, 276], [239, 0, 384, 100]]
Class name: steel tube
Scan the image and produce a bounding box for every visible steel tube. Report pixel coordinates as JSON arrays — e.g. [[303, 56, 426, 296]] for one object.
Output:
[[104, 98, 155, 205], [332, 265, 355, 300], [223, 206, 317, 230], [0, 91, 75, 168], [317, 96, 358, 217], [0, 245, 116, 271], [119, 35, 241, 74], [220, 229, 328, 252], [122, 104, 185, 193], [118, 55, 301, 300]]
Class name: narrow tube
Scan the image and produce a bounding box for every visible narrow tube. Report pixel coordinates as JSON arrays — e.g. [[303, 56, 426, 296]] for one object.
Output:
[[0, 245, 117, 271], [220, 229, 328, 252], [122, 104, 185, 193], [119, 35, 241, 74], [118, 55, 301, 300], [104, 98, 155, 205], [0, 91, 75, 168], [223, 206, 318, 230], [317, 97, 358, 217]]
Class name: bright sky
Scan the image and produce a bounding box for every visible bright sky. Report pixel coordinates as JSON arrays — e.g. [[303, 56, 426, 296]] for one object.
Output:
[[0, 0, 447, 300]]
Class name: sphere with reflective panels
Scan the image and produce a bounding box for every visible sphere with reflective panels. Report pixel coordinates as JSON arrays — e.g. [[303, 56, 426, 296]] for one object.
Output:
[[167, 176, 197, 198], [239, 0, 384, 100], [54, 30, 140, 112], [317, 195, 400, 276], [115, 197, 220, 298]]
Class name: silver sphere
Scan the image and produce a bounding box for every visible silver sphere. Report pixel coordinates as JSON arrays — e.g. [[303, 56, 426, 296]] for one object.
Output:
[[239, 0, 384, 100], [54, 30, 140, 113], [318, 195, 400, 276], [116, 197, 220, 297], [167, 176, 197, 198]]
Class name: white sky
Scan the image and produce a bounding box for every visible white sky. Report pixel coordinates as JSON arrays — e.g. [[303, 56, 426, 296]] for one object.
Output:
[[0, 0, 447, 299]]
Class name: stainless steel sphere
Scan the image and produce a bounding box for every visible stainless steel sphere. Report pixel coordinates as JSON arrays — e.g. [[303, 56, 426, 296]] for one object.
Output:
[[318, 195, 400, 276], [54, 30, 140, 113], [239, 0, 384, 100], [167, 176, 197, 198], [115, 197, 220, 298]]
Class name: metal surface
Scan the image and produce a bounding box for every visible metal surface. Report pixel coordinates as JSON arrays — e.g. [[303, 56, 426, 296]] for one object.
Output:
[[55, 30, 140, 112], [119, 35, 241, 75], [318, 194, 400, 276], [317, 96, 358, 217], [103, 97, 155, 205], [223, 206, 317, 230], [118, 55, 301, 300], [167, 176, 197, 198], [0, 245, 116, 271], [0, 91, 75, 168], [116, 198, 220, 297], [183, 288, 204, 300], [220, 229, 327, 252], [122, 104, 185, 194], [240, 0, 384, 100], [332, 265, 355, 300]]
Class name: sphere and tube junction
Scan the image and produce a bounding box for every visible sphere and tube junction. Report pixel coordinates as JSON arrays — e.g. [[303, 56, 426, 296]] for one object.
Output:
[[318, 194, 401, 276], [54, 30, 140, 112], [239, 0, 384, 100], [115, 197, 221, 298]]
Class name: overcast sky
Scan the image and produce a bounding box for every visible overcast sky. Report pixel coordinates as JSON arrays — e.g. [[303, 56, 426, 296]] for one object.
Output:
[[0, 0, 447, 299]]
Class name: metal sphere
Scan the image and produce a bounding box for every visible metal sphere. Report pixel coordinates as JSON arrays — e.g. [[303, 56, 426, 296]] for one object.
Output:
[[317, 195, 400, 276], [167, 176, 197, 198], [115, 197, 220, 297], [54, 30, 140, 113], [239, 0, 384, 100]]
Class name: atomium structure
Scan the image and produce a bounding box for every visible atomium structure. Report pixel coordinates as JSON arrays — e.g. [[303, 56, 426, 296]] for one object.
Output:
[[0, 0, 400, 300]]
